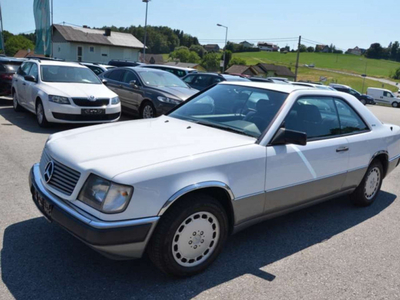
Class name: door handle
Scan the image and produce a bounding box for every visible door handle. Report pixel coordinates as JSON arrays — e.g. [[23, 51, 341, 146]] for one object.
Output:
[[22, 83, 26, 86], [118, 84, 123, 88], [336, 146, 349, 152]]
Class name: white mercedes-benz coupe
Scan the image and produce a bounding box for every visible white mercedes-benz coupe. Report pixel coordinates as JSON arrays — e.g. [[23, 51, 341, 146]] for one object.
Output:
[[29, 82, 400, 276], [12, 59, 121, 127]]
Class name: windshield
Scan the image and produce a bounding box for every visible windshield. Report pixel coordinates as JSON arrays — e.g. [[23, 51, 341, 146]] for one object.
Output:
[[41, 66, 101, 84], [137, 70, 188, 88], [169, 84, 288, 138]]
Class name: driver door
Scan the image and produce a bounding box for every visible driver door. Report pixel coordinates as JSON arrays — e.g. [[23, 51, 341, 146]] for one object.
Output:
[[119, 70, 142, 113], [265, 96, 349, 213]]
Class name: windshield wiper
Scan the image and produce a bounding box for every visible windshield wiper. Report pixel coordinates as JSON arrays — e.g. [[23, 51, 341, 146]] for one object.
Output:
[[192, 120, 255, 138]]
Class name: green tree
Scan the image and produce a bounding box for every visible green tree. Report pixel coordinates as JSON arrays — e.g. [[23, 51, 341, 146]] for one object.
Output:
[[391, 41, 399, 61], [228, 56, 246, 68], [221, 50, 232, 70], [189, 44, 206, 58], [365, 43, 384, 59], [299, 44, 307, 52], [170, 47, 200, 63], [201, 52, 220, 71], [306, 46, 314, 52], [5, 35, 34, 56]]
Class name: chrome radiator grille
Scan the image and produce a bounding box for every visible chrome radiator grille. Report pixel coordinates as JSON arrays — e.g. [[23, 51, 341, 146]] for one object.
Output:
[[40, 150, 81, 196]]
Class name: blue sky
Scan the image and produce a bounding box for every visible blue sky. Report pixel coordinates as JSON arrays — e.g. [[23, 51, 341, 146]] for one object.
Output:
[[1, 0, 398, 51]]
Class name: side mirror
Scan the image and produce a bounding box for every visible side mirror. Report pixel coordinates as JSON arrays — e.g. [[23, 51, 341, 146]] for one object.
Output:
[[129, 80, 139, 88], [24, 75, 36, 83], [270, 128, 307, 146], [102, 79, 108, 85]]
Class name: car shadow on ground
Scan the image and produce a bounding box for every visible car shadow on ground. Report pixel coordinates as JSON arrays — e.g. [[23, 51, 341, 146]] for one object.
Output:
[[0, 101, 133, 134], [1, 191, 396, 300]]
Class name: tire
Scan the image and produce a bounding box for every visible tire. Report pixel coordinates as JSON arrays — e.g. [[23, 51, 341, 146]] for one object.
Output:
[[140, 102, 156, 119], [351, 160, 383, 206], [36, 100, 50, 127], [392, 102, 398, 108], [147, 193, 229, 277], [13, 92, 23, 112]]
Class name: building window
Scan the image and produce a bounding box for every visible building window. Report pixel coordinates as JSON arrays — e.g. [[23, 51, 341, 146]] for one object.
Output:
[[89, 46, 95, 53]]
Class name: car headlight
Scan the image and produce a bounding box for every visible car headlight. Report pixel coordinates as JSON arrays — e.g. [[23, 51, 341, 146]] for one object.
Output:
[[111, 96, 120, 104], [78, 174, 133, 213], [48, 95, 70, 104], [157, 96, 181, 105]]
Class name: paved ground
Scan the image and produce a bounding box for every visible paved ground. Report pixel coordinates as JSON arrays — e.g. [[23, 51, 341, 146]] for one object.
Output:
[[1, 98, 400, 300]]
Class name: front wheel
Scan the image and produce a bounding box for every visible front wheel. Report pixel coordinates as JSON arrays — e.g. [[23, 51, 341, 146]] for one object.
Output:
[[392, 102, 398, 108], [147, 193, 229, 277], [351, 160, 383, 206], [140, 102, 156, 119]]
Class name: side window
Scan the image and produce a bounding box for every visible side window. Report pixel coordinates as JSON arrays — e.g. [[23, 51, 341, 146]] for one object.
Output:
[[122, 71, 139, 85], [193, 75, 211, 87], [334, 99, 368, 134], [88, 66, 103, 76], [383, 91, 393, 98], [210, 77, 223, 84], [28, 63, 38, 80], [105, 69, 124, 81], [18, 62, 32, 76], [183, 75, 195, 84], [172, 70, 185, 77], [285, 97, 341, 140]]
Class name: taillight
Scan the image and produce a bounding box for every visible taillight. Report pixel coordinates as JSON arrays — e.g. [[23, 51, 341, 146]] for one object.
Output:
[[0, 74, 13, 80]]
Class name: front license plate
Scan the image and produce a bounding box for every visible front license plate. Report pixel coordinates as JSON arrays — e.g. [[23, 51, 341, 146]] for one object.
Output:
[[33, 188, 53, 221], [81, 109, 105, 115]]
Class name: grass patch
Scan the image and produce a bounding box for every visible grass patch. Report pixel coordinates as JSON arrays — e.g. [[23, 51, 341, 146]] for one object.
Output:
[[297, 67, 398, 93], [232, 52, 400, 80]]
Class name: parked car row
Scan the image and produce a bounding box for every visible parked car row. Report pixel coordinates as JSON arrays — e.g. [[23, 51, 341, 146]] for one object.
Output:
[[10, 55, 395, 128]]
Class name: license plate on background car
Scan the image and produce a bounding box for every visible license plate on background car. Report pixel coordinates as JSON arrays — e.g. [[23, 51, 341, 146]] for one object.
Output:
[[81, 109, 105, 115], [33, 188, 53, 221]]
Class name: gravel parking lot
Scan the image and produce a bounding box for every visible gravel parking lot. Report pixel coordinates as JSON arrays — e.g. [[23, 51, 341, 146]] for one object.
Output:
[[1, 98, 400, 300]]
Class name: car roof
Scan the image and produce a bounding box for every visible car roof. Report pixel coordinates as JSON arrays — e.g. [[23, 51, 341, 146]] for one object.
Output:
[[220, 81, 311, 93], [143, 64, 195, 71], [34, 60, 87, 68], [0, 57, 26, 63], [81, 62, 114, 68], [127, 67, 169, 73]]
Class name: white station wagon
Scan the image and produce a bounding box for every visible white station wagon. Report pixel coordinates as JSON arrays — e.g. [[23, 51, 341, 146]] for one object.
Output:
[[29, 82, 400, 276]]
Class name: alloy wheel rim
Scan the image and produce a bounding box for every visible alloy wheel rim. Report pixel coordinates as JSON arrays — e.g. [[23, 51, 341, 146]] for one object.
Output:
[[172, 211, 220, 267], [37, 103, 44, 124], [142, 105, 154, 118], [364, 167, 380, 200], [394, 102, 398, 107]]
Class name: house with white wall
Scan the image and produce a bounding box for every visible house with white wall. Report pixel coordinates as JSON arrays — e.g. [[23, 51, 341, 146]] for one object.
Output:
[[52, 25, 144, 63]]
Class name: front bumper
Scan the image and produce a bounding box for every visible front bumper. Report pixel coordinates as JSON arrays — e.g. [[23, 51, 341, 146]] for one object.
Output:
[[29, 164, 159, 259]]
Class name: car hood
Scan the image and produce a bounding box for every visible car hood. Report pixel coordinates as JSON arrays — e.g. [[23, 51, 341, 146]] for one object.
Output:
[[41, 82, 117, 98], [150, 86, 198, 101], [46, 116, 255, 179]]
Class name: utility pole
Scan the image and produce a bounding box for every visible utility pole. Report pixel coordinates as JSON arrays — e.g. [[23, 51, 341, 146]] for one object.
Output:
[[361, 61, 367, 94], [294, 35, 301, 82], [0, 2, 5, 55], [217, 24, 228, 73], [142, 0, 150, 62], [51, 0, 53, 57]]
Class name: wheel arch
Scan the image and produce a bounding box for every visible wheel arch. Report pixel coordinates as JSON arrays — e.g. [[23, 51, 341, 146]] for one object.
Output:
[[370, 150, 389, 178], [158, 182, 236, 234]]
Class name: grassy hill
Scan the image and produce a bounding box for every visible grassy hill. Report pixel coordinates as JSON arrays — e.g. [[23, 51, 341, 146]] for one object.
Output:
[[232, 52, 400, 80]]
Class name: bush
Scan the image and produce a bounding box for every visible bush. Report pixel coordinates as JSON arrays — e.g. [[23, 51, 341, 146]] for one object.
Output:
[[393, 67, 400, 80], [228, 57, 246, 68]]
